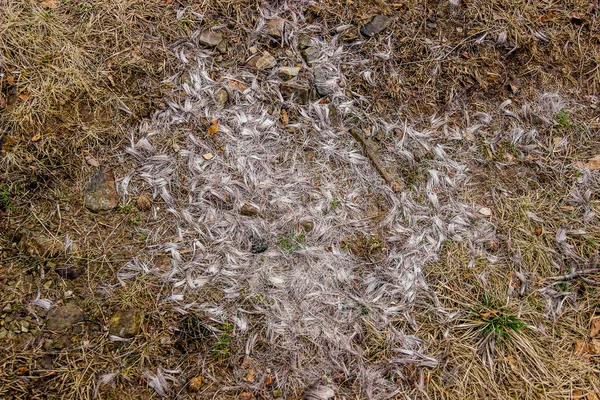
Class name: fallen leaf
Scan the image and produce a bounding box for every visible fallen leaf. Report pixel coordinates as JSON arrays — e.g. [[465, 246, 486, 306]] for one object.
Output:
[[478, 207, 492, 217], [19, 92, 30, 101], [264, 373, 274, 385], [590, 339, 600, 354], [202, 153, 214, 160], [588, 393, 600, 400], [85, 155, 99, 167], [243, 368, 255, 382], [573, 391, 584, 399], [575, 155, 600, 171], [534, 227, 543, 236], [6, 74, 15, 85], [569, 12, 587, 23], [31, 133, 41, 142], [207, 119, 219, 135], [575, 340, 589, 354], [228, 80, 247, 92], [480, 310, 500, 319], [17, 366, 28, 375], [40, 0, 58, 8], [239, 392, 256, 400], [281, 109, 288, 125]]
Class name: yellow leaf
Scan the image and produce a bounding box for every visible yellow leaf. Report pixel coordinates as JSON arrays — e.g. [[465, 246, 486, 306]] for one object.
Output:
[[31, 133, 41, 142], [281, 109, 288, 125], [19, 92, 30, 101], [207, 119, 219, 135]]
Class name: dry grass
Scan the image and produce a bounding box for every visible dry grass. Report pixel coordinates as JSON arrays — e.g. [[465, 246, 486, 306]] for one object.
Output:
[[1, 0, 600, 398]]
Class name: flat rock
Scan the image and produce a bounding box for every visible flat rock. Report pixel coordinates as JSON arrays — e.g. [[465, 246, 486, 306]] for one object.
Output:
[[19, 231, 63, 258], [360, 15, 392, 37], [109, 309, 144, 338], [280, 83, 309, 105], [263, 18, 285, 38], [199, 30, 223, 47], [301, 47, 319, 66], [46, 303, 84, 331], [215, 89, 229, 104], [84, 169, 118, 212], [255, 52, 277, 70], [279, 66, 300, 80]]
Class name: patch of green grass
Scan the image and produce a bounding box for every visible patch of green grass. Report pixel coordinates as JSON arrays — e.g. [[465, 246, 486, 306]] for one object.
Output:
[[479, 311, 526, 342], [212, 323, 233, 360], [554, 109, 573, 129], [118, 203, 133, 213], [0, 186, 15, 212], [137, 232, 148, 241], [279, 229, 306, 253]]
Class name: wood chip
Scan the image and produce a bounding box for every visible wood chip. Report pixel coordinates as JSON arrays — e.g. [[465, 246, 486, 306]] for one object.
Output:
[[478, 207, 492, 217], [207, 119, 219, 135], [202, 153, 214, 160]]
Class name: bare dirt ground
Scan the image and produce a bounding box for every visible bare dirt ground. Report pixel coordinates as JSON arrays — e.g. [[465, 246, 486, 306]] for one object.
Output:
[[1, 0, 600, 399]]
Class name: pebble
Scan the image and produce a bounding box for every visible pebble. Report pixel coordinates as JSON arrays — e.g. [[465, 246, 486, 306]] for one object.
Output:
[[215, 90, 229, 104], [263, 18, 285, 38], [280, 83, 309, 105], [313, 66, 337, 96], [279, 66, 300, 80], [478, 207, 492, 217], [301, 47, 319, 66], [46, 303, 84, 331], [84, 169, 118, 212], [108, 309, 144, 338], [250, 236, 268, 254], [360, 15, 392, 37], [255, 52, 277, 70], [199, 30, 223, 47]]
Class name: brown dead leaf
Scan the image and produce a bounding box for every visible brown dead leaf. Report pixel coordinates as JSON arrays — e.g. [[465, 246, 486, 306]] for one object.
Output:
[[6, 74, 15, 85], [589, 339, 600, 354], [588, 393, 600, 400], [575, 155, 600, 171], [207, 119, 219, 135], [40, 0, 58, 8], [243, 369, 255, 383], [31, 133, 41, 142], [569, 12, 587, 23], [281, 109, 289, 125], [534, 227, 543, 236], [85, 155, 99, 167], [590, 317, 600, 338], [19, 92, 30, 101], [239, 392, 256, 400], [575, 340, 589, 354], [228, 80, 247, 92], [480, 310, 500, 319], [264, 373, 274, 386]]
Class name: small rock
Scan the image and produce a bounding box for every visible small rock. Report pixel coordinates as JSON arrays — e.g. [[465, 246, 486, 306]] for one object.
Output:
[[199, 30, 223, 47], [279, 66, 300, 80], [313, 66, 337, 97], [108, 309, 144, 338], [84, 169, 118, 212], [240, 204, 260, 217], [249, 46, 259, 54], [478, 207, 492, 217], [255, 52, 277, 70], [298, 34, 312, 50], [216, 39, 228, 53], [215, 89, 229, 104], [250, 236, 268, 254], [19, 232, 63, 258], [301, 221, 314, 232], [263, 18, 285, 38], [301, 47, 318, 66], [360, 15, 392, 37], [280, 83, 309, 105], [202, 153, 214, 160], [46, 303, 84, 331]]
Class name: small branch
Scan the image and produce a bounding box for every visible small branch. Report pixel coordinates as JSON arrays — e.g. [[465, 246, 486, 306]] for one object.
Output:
[[545, 268, 600, 282]]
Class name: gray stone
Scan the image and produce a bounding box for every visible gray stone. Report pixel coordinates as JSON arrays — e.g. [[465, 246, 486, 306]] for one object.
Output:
[[279, 66, 300, 80], [314, 66, 337, 96], [280, 83, 309, 105], [108, 309, 144, 338], [199, 30, 223, 47], [46, 303, 84, 331], [216, 39, 228, 53], [301, 47, 319, 66], [360, 15, 392, 37], [255, 52, 277, 70], [84, 169, 118, 212], [250, 236, 268, 254], [19, 232, 63, 258], [298, 34, 312, 50], [215, 90, 228, 105]]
